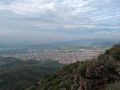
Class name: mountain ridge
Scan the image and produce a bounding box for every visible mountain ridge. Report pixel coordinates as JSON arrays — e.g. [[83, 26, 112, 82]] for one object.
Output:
[[27, 44, 120, 90]]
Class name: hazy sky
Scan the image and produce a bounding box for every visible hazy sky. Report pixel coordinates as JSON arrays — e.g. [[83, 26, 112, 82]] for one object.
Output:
[[0, 0, 120, 44]]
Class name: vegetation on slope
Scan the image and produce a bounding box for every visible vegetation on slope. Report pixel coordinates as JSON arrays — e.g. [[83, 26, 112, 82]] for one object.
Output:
[[105, 81, 120, 90], [0, 57, 63, 90], [27, 45, 120, 90]]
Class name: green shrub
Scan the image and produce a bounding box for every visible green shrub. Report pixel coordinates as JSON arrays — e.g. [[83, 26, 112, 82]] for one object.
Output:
[[105, 81, 120, 90], [105, 44, 120, 61], [78, 62, 87, 78]]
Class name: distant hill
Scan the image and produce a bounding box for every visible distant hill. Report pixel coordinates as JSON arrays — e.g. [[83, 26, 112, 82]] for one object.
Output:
[[0, 57, 63, 90], [27, 45, 120, 90], [25, 39, 120, 49], [0, 39, 119, 49]]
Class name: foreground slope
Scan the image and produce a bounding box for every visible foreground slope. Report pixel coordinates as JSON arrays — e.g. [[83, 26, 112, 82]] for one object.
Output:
[[28, 45, 120, 90], [0, 57, 63, 90]]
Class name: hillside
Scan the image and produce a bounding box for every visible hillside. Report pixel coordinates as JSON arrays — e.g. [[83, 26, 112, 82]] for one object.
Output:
[[0, 57, 63, 90], [27, 45, 120, 90]]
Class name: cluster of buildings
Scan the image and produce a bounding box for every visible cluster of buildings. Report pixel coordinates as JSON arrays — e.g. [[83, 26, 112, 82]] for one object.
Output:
[[1, 48, 103, 64]]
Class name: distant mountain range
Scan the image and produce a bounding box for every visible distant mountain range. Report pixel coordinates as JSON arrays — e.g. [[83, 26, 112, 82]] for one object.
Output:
[[0, 39, 119, 49]]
